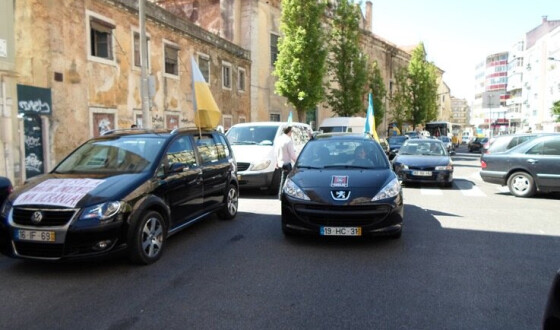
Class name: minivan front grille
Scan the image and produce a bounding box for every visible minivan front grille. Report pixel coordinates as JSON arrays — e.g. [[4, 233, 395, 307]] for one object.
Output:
[[237, 162, 250, 172], [12, 207, 77, 227]]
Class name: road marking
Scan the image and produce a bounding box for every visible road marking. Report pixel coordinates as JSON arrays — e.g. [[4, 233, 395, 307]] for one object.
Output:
[[420, 188, 443, 195]]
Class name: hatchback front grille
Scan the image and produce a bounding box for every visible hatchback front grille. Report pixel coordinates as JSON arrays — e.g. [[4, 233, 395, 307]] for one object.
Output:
[[12, 207, 77, 227]]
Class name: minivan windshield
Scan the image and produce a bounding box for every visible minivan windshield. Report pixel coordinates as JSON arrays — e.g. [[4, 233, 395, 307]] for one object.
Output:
[[226, 126, 279, 145], [54, 136, 166, 174]]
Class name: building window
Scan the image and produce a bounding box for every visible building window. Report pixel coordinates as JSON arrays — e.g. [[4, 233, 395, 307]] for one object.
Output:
[[164, 43, 179, 76], [222, 62, 232, 89], [133, 32, 150, 68], [238, 68, 246, 91], [223, 115, 232, 130], [270, 113, 280, 122], [90, 108, 117, 138], [89, 15, 115, 60], [271, 34, 279, 67], [198, 54, 210, 82]]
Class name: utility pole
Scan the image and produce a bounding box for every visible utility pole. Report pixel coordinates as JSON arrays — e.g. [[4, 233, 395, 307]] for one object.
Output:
[[139, 0, 151, 128]]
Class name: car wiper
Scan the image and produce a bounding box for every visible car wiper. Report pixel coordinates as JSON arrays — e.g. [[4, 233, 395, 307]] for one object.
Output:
[[297, 165, 323, 169], [323, 165, 370, 169], [232, 141, 257, 145]]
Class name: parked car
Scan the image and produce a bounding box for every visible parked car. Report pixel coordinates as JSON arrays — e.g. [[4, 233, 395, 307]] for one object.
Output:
[[0, 128, 239, 264], [392, 138, 454, 188], [468, 137, 488, 152], [225, 122, 312, 194], [482, 132, 558, 155], [480, 134, 560, 197], [0, 176, 13, 208], [387, 135, 409, 159], [281, 133, 403, 239]]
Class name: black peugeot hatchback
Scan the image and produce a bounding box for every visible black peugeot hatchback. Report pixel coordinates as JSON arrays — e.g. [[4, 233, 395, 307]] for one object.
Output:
[[0, 128, 238, 264]]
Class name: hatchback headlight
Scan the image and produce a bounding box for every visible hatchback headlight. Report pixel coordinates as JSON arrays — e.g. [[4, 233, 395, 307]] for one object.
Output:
[[251, 160, 271, 171], [79, 201, 124, 223], [435, 164, 453, 171], [283, 178, 310, 200], [372, 178, 401, 201]]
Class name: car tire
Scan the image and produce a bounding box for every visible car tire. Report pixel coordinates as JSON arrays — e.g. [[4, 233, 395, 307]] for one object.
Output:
[[128, 211, 167, 265], [217, 184, 238, 220], [388, 229, 402, 239], [507, 171, 536, 198]]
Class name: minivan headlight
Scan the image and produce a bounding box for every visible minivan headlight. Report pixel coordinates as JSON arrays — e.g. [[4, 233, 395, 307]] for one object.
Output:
[[372, 178, 401, 201], [283, 178, 310, 200], [79, 201, 124, 223], [251, 160, 271, 171]]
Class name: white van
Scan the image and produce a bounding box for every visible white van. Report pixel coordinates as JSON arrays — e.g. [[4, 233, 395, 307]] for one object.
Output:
[[319, 117, 366, 133], [225, 122, 312, 194]]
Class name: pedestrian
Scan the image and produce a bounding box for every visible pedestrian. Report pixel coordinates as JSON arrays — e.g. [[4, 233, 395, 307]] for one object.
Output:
[[277, 125, 297, 199]]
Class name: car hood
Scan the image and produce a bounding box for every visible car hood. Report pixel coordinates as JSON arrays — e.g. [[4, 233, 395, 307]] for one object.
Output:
[[8, 172, 150, 208], [393, 155, 451, 167], [229, 144, 274, 163], [289, 168, 397, 203]]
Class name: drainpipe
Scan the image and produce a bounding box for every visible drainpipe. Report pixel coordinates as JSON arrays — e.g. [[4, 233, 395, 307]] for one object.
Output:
[[1, 76, 13, 180]]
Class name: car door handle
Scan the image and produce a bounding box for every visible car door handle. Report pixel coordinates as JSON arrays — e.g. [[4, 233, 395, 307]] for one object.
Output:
[[527, 159, 538, 164]]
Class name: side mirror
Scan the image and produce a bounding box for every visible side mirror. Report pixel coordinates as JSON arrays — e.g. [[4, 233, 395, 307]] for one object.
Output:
[[167, 162, 187, 174]]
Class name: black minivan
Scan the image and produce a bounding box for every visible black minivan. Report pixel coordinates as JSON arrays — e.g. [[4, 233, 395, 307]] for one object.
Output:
[[0, 128, 238, 264]]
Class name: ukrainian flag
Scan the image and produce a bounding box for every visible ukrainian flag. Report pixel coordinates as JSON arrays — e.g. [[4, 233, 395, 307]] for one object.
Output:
[[191, 56, 221, 129], [364, 93, 379, 142]]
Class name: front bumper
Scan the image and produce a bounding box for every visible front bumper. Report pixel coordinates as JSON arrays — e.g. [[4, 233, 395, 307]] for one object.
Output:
[[281, 195, 403, 237], [397, 169, 453, 184], [236, 169, 278, 189], [1, 207, 129, 261]]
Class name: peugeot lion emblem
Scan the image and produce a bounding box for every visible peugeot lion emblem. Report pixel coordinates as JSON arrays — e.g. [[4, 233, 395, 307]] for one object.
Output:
[[31, 211, 43, 224], [331, 190, 350, 201]]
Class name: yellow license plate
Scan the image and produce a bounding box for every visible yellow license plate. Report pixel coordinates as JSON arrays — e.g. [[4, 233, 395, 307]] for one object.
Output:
[[16, 229, 56, 242]]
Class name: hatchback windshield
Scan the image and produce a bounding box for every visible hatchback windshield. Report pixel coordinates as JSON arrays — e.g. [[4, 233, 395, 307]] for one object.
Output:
[[399, 141, 447, 156], [388, 136, 408, 144], [226, 126, 278, 145], [54, 136, 166, 174], [296, 139, 388, 169]]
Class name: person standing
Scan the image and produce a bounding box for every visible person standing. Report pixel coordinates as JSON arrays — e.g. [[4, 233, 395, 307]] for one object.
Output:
[[277, 126, 297, 199]]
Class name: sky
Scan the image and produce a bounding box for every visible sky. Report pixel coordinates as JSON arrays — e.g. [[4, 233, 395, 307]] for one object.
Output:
[[358, 0, 560, 102]]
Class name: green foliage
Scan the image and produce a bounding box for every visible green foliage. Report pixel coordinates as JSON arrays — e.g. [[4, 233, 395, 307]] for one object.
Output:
[[325, 0, 368, 117], [390, 67, 410, 133], [368, 60, 386, 129], [552, 100, 560, 122], [406, 43, 438, 129], [273, 0, 327, 122]]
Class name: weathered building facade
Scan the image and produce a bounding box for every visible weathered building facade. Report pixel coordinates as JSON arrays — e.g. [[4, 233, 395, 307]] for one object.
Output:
[[13, 0, 250, 179], [155, 0, 420, 134]]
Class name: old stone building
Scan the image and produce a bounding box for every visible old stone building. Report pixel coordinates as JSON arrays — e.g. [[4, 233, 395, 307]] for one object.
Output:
[[155, 0, 424, 133], [13, 0, 250, 179]]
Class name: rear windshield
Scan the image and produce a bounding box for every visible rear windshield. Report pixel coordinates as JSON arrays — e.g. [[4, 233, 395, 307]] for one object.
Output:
[[226, 126, 278, 145], [398, 141, 447, 156]]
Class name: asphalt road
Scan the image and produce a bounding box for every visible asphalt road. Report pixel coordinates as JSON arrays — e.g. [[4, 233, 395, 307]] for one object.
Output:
[[1, 146, 559, 329]]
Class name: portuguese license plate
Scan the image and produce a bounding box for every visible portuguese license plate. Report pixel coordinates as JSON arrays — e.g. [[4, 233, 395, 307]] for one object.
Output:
[[412, 170, 432, 176], [320, 227, 361, 236], [16, 229, 56, 242]]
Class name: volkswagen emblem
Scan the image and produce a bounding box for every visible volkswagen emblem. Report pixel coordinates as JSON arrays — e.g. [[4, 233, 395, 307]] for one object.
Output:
[[31, 211, 43, 224], [331, 190, 350, 201]]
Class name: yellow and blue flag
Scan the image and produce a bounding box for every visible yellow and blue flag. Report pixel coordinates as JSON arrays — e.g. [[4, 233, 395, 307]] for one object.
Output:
[[364, 93, 379, 142], [191, 56, 221, 129]]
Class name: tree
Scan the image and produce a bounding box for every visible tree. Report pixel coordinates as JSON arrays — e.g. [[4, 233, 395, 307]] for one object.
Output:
[[390, 67, 410, 133], [325, 0, 368, 117], [274, 0, 327, 123], [552, 100, 560, 122], [406, 43, 438, 129], [368, 60, 386, 130]]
